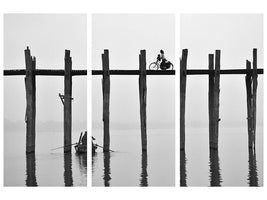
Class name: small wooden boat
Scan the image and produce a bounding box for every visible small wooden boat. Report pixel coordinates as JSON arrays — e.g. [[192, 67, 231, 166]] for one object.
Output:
[[75, 131, 87, 154], [92, 136, 97, 154]]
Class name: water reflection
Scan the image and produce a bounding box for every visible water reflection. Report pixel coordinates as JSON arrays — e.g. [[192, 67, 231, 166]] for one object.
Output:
[[180, 150, 187, 186], [139, 152, 148, 186], [103, 152, 111, 186], [64, 152, 73, 186], [247, 148, 258, 186], [209, 149, 222, 186], [26, 153, 38, 186], [75, 153, 87, 175]]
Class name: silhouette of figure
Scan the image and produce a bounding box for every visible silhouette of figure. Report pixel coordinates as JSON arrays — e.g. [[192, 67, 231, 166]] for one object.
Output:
[[159, 49, 167, 70]]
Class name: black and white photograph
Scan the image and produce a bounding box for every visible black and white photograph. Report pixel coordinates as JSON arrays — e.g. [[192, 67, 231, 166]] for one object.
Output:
[[4, 14, 87, 186], [92, 14, 175, 186], [180, 14, 263, 186]]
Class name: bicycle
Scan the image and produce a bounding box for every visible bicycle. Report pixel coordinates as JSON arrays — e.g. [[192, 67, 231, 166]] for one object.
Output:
[[149, 59, 174, 70]]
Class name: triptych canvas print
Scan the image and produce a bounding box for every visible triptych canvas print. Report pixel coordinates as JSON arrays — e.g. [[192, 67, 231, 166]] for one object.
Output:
[[3, 13, 263, 187]]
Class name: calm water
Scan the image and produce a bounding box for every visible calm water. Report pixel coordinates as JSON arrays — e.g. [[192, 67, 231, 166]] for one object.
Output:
[[181, 126, 263, 186], [4, 131, 87, 186], [92, 129, 175, 186]]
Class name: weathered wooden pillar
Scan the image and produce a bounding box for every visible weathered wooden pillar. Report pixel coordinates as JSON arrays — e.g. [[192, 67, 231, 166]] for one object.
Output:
[[180, 49, 188, 150], [208, 54, 215, 148], [245, 60, 253, 148], [64, 152, 73, 186], [25, 46, 36, 154], [26, 153, 37, 186], [64, 50, 72, 152], [212, 50, 221, 149], [102, 50, 110, 152], [139, 50, 147, 152], [252, 48, 258, 149], [209, 149, 221, 186], [248, 148, 258, 186], [180, 150, 187, 186], [103, 152, 111, 186], [245, 48, 258, 150], [140, 152, 148, 186]]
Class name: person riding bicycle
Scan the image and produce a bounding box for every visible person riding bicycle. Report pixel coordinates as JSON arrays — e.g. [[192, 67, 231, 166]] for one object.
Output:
[[158, 49, 168, 70]]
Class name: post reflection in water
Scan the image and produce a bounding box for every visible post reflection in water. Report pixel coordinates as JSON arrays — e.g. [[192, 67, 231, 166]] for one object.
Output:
[[64, 152, 73, 186], [209, 149, 222, 186], [139, 152, 148, 186], [248, 148, 258, 186], [26, 153, 38, 186], [180, 150, 187, 186], [103, 152, 111, 186]]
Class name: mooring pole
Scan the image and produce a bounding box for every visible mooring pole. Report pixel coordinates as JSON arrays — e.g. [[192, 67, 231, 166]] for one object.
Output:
[[25, 47, 36, 154], [246, 60, 253, 148], [139, 50, 147, 152], [208, 54, 215, 148], [64, 50, 72, 152], [180, 49, 188, 150], [212, 50, 221, 149], [102, 49, 110, 152], [252, 48, 258, 149]]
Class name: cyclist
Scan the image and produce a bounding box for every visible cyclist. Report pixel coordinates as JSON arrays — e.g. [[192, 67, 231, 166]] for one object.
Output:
[[159, 49, 167, 70]]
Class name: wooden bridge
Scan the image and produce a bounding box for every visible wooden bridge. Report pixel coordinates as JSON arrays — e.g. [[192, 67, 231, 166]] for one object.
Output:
[[180, 48, 263, 151], [4, 47, 175, 154], [4, 47, 262, 154]]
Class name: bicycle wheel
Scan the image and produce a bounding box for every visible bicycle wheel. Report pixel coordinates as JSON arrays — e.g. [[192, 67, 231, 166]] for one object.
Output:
[[149, 62, 159, 70], [169, 63, 174, 70]]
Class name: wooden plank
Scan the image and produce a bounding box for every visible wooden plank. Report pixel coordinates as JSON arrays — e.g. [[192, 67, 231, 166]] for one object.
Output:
[[4, 68, 265, 76], [92, 70, 175, 75], [64, 50, 72, 152], [212, 50, 221, 149], [187, 69, 263, 75], [246, 60, 253, 148], [180, 49, 188, 150], [25, 47, 36, 154], [252, 48, 258, 149], [139, 50, 147, 152], [208, 54, 215, 148], [102, 50, 110, 152]]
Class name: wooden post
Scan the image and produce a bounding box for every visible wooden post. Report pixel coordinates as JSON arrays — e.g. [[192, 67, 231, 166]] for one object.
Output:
[[248, 148, 258, 186], [252, 48, 258, 149], [140, 152, 148, 186], [245, 60, 253, 148], [209, 149, 221, 186], [64, 50, 72, 152], [139, 50, 147, 152], [212, 50, 221, 149], [64, 152, 73, 186], [102, 50, 110, 152], [180, 150, 187, 186], [180, 49, 188, 150], [103, 152, 111, 186], [208, 54, 215, 148], [26, 153, 37, 186], [25, 46, 36, 154]]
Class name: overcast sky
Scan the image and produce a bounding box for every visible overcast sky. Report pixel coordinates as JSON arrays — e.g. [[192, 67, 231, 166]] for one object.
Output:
[[92, 14, 175, 128], [181, 14, 263, 126], [4, 14, 87, 127]]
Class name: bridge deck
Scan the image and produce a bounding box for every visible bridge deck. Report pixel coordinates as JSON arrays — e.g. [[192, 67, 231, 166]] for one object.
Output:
[[3, 68, 263, 76]]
